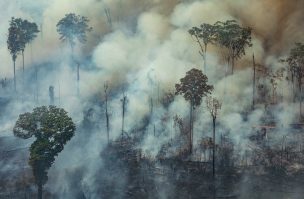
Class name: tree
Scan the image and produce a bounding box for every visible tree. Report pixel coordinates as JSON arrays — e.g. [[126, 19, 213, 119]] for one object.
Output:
[[13, 106, 76, 199], [189, 23, 217, 72], [206, 97, 221, 177], [214, 20, 252, 74], [104, 82, 110, 144], [252, 54, 256, 110], [56, 13, 92, 95], [121, 91, 128, 137], [175, 68, 213, 154], [284, 43, 304, 117], [20, 19, 39, 86], [7, 17, 24, 91], [267, 68, 284, 104], [56, 13, 92, 50], [49, 86, 54, 105], [7, 18, 39, 92]]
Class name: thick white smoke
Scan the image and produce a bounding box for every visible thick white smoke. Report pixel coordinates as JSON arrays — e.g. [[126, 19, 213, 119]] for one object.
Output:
[[0, 0, 303, 198]]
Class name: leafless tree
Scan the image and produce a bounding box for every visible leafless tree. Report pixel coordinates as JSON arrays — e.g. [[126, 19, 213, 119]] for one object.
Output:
[[267, 68, 284, 104], [104, 82, 110, 144], [206, 96, 222, 177], [121, 91, 128, 136]]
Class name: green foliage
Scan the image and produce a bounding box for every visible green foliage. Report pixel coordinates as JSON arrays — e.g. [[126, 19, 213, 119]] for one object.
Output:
[[189, 23, 217, 70], [7, 17, 39, 60], [175, 68, 213, 107], [189, 23, 217, 47], [7, 18, 24, 61], [189, 20, 252, 73], [214, 20, 252, 61], [56, 13, 92, 47], [13, 106, 76, 186], [21, 19, 40, 47]]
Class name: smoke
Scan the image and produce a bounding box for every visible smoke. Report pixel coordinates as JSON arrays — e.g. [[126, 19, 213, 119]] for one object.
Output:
[[0, 0, 303, 198]]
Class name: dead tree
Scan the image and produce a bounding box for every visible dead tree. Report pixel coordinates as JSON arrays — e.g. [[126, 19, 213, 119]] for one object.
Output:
[[104, 82, 110, 144], [104, 7, 112, 29], [267, 68, 284, 104], [252, 54, 256, 110], [49, 86, 54, 105], [77, 63, 80, 96], [283, 43, 304, 117], [206, 96, 222, 177], [121, 91, 128, 136]]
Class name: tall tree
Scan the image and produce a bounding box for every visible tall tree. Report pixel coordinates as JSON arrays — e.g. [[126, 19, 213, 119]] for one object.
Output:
[[121, 91, 128, 137], [13, 106, 76, 199], [104, 82, 110, 144], [56, 13, 92, 95], [214, 20, 252, 74], [7, 17, 24, 91], [7, 18, 39, 92], [189, 23, 217, 72], [20, 19, 39, 85], [267, 68, 284, 104], [252, 54, 256, 110], [284, 43, 304, 117], [206, 97, 221, 177], [175, 68, 213, 154]]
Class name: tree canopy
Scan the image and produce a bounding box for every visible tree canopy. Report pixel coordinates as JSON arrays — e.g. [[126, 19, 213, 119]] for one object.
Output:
[[21, 19, 39, 48], [189, 20, 252, 74], [175, 68, 213, 107], [189, 23, 217, 51], [13, 106, 76, 194], [7, 18, 24, 61], [189, 23, 217, 71], [56, 13, 92, 48], [214, 20, 252, 73], [7, 17, 39, 56]]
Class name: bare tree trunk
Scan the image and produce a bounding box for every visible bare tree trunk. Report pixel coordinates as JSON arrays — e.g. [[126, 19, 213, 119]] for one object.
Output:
[[122, 101, 125, 136], [293, 78, 296, 102], [105, 87, 109, 144], [204, 44, 207, 73], [150, 97, 153, 115], [212, 116, 216, 177], [195, 35, 205, 72], [252, 54, 256, 110], [300, 84, 302, 118], [77, 63, 80, 96], [189, 101, 193, 154], [13, 59, 16, 92], [212, 179, 216, 199], [157, 82, 160, 104], [37, 184, 42, 199], [154, 124, 156, 136], [22, 50, 25, 85], [121, 93, 127, 136], [272, 86, 275, 104], [231, 56, 235, 75], [35, 66, 38, 102]]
